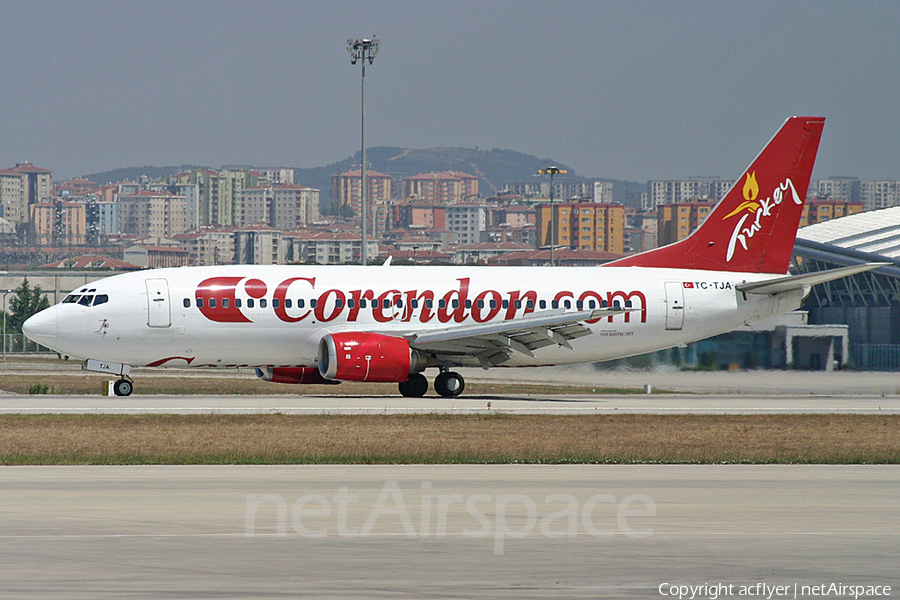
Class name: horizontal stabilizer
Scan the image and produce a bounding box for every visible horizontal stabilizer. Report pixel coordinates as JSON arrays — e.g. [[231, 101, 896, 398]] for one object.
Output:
[[735, 263, 888, 295]]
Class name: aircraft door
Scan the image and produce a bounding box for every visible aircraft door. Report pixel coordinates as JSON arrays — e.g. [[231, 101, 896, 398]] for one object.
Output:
[[146, 278, 171, 328], [664, 281, 684, 331]]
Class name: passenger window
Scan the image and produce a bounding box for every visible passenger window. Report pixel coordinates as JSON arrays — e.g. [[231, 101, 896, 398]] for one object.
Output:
[[382, 299, 390, 309], [78, 295, 94, 306], [359, 299, 366, 308], [502, 300, 509, 309], [247, 299, 254, 308], [335, 299, 343, 308], [273, 298, 280, 308], [183, 298, 191, 308], [490, 300, 497, 309], [527, 300, 534, 309], [514, 300, 522, 309], [465, 300, 471, 309], [209, 298, 217, 308], [222, 298, 229, 308], [397, 299, 403, 308], [564, 300, 572, 309], [477, 300, 484, 309], [310, 299, 317, 308], [588, 300, 596, 309], [551, 300, 559, 309], [452, 299, 459, 309], [438, 299, 446, 309], [259, 299, 267, 308], [539, 300, 546, 309], [576, 301, 583, 310], [425, 299, 433, 309], [347, 299, 355, 309], [410, 299, 419, 309], [235, 298, 242, 308], [196, 298, 204, 308], [298, 299, 305, 308], [285, 299, 292, 309]]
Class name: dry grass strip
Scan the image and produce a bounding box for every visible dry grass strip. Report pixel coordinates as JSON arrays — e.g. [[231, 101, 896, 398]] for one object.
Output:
[[1, 414, 898, 465]]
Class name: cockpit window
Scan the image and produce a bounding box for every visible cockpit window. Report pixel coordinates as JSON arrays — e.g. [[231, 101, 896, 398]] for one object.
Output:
[[93, 294, 108, 306], [78, 295, 94, 306], [63, 295, 80, 303]]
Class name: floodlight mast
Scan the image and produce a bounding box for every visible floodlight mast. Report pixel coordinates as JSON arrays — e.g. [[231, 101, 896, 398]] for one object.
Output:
[[347, 37, 380, 265], [537, 166, 567, 266]]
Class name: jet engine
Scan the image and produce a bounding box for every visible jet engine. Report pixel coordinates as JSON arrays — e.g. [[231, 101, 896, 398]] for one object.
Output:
[[318, 332, 426, 382], [255, 366, 340, 385]]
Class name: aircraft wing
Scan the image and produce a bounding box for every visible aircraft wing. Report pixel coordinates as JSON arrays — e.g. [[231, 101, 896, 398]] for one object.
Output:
[[405, 307, 638, 368], [736, 263, 888, 295]]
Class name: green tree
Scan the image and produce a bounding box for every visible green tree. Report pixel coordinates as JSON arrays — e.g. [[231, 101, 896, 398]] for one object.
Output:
[[7, 279, 50, 334]]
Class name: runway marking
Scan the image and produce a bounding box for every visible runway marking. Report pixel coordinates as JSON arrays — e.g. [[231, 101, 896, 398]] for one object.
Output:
[[2, 532, 898, 540]]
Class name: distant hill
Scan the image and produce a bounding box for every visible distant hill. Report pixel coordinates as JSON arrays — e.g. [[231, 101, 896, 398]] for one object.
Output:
[[83, 149, 644, 206]]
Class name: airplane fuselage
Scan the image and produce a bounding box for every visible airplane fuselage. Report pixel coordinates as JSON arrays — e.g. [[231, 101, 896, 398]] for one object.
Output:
[[27, 265, 803, 370]]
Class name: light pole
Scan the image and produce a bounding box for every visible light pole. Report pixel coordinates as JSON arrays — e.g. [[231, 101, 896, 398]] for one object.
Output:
[[2, 289, 13, 361], [537, 167, 567, 266], [348, 37, 380, 265]]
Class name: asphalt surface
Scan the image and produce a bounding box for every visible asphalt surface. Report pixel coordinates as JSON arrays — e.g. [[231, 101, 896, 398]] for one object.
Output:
[[1, 465, 898, 599]]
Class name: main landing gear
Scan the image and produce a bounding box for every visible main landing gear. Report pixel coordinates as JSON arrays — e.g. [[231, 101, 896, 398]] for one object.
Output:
[[398, 370, 465, 398], [113, 378, 133, 397]]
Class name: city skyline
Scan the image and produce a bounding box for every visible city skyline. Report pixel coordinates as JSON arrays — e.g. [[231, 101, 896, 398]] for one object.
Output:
[[2, 1, 900, 183]]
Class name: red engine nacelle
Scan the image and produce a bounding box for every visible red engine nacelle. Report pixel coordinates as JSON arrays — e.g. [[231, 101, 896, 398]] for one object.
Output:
[[318, 332, 426, 382], [255, 366, 340, 385]]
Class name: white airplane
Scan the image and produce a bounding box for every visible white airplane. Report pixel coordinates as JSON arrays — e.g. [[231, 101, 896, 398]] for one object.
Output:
[[24, 116, 880, 397]]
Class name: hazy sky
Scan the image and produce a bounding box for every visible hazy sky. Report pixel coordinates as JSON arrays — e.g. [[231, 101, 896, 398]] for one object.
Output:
[[2, 1, 899, 183]]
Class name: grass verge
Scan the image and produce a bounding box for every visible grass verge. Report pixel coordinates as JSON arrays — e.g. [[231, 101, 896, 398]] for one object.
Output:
[[1, 414, 897, 465]]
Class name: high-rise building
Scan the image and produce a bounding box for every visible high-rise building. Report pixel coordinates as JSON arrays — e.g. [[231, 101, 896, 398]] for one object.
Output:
[[446, 203, 489, 245], [656, 201, 713, 246], [536, 202, 624, 254], [118, 191, 187, 238], [809, 177, 861, 204], [29, 200, 86, 246], [331, 169, 392, 217], [647, 178, 730, 208], [10, 163, 52, 223], [402, 171, 478, 204], [860, 181, 900, 211], [0, 169, 26, 224], [174, 169, 260, 226]]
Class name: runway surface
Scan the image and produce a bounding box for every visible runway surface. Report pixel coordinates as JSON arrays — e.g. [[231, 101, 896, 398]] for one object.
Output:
[[1, 465, 897, 599], [3, 391, 900, 414]]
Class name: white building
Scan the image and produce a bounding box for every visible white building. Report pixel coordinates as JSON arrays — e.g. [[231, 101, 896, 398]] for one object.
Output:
[[446, 203, 488, 245]]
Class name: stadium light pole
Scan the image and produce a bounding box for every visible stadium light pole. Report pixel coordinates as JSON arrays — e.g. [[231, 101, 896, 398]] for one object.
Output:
[[537, 167, 567, 266], [348, 37, 380, 265]]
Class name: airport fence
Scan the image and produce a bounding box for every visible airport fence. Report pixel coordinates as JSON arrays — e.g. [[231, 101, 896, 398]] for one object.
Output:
[[1, 333, 55, 357], [849, 344, 900, 371]]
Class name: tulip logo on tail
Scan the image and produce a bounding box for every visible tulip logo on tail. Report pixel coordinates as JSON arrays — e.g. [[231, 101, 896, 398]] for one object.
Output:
[[724, 171, 802, 262]]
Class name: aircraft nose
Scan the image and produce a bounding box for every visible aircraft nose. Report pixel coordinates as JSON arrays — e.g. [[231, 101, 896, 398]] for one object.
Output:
[[23, 306, 58, 348]]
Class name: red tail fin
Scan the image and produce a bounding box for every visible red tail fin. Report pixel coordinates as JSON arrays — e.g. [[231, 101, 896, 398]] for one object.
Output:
[[607, 116, 824, 273]]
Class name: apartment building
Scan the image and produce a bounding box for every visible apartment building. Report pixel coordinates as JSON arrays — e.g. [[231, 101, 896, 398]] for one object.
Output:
[[656, 201, 713, 246], [118, 191, 187, 238], [286, 231, 378, 265], [536, 202, 624, 254], [29, 201, 87, 246], [331, 169, 392, 217], [446, 203, 489, 245], [860, 181, 900, 211], [12, 163, 52, 219], [0, 169, 26, 224], [401, 171, 478, 204], [234, 225, 285, 264], [809, 177, 861, 204], [800, 199, 863, 227], [647, 178, 731, 208], [174, 168, 261, 226]]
